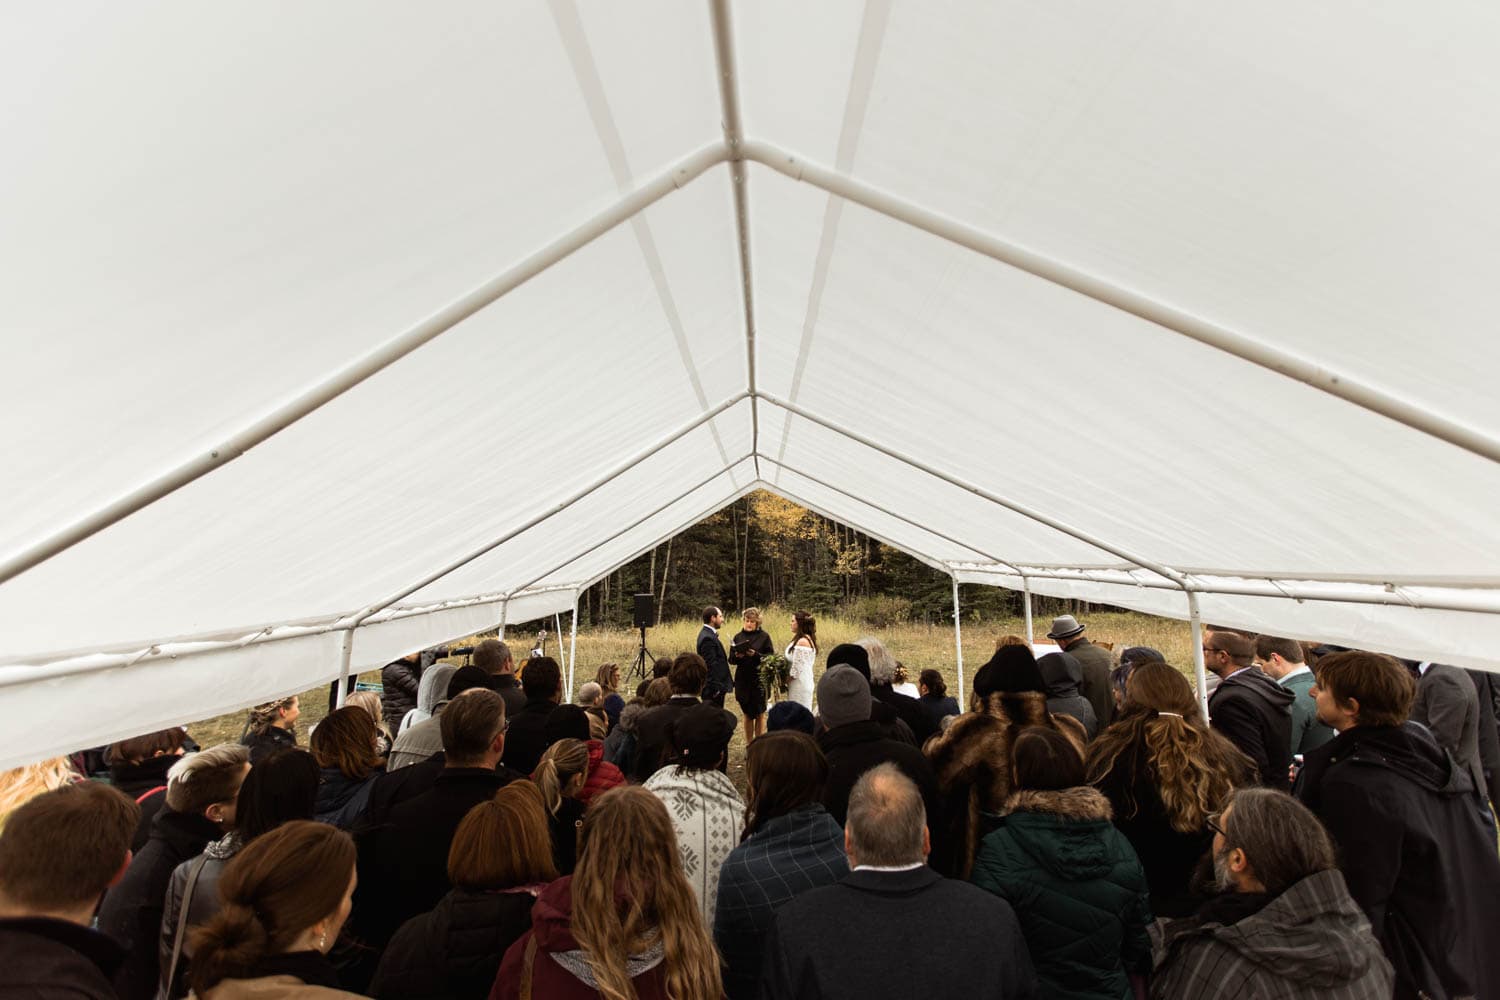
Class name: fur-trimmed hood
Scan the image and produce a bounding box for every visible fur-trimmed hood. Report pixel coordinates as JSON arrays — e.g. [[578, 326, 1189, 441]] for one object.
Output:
[[1004, 786, 1113, 822], [997, 786, 1120, 882]]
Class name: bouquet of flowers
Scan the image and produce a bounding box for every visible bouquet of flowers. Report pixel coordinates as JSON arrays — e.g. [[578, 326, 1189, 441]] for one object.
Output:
[[759, 653, 791, 698]]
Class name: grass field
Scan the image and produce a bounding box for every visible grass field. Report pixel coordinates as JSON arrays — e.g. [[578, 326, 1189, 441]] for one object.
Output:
[[188, 607, 1194, 789]]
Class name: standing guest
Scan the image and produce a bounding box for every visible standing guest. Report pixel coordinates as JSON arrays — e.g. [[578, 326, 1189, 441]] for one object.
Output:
[[370, 783, 557, 1000], [1297, 651, 1500, 999], [534, 739, 590, 875], [1111, 647, 1164, 714], [0, 756, 80, 834], [859, 637, 936, 747], [784, 612, 818, 711], [816, 667, 939, 828], [697, 606, 733, 708], [631, 653, 708, 783], [767, 700, 816, 735], [1203, 632, 1293, 790], [759, 764, 1037, 1000], [1254, 635, 1334, 757], [346, 691, 393, 757], [594, 663, 625, 729], [714, 732, 849, 1000], [382, 651, 425, 734], [309, 706, 386, 828], [645, 703, 745, 923], [1410, 659, 1490, 818], [354, 690, 520, 949], [731, 608, 775, 745], [474, 640, 525, 719], [0, 782, 138, 1000], [386, 666, 485, 773], [1037, 651, 1099, 740], [926, 646, 1087, 879], [1046, 615, 1115, 729], [241, 698, 300, 766], [491, 786, 724, 1000], [916, 670, 960, 729], [500, 656, 563, 776], [972, 728, 1151, 999], [158, 748, 321, 1000], [100, 744, 250, 1000], [398, 663, 457, 736], [1086, 663, 1254, 918], [1150, 789, 1393, 1000], [107, 728, 188, 849], [186, 821, 361, 999]]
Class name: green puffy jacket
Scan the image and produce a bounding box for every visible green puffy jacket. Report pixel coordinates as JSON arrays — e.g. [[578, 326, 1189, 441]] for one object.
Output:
[[972, 786, 1152, 1000]]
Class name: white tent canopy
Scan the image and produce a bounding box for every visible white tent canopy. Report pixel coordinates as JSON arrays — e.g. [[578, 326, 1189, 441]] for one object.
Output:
[[3, 1, 1499, 768]]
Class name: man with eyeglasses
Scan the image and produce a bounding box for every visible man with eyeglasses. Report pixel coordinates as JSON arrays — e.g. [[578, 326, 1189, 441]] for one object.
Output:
[[1203, 632, 1294, 790]]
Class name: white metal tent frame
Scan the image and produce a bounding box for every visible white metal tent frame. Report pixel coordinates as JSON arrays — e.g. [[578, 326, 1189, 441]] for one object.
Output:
[[3, 1, 1499, 764]]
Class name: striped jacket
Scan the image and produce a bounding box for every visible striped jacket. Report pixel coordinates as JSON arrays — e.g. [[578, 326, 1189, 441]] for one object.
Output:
[[1150, 869, 1392, 999]]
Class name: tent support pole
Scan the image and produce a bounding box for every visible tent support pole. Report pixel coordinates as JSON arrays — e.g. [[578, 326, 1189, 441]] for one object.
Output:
[[335, 629, 354, 709], [568, 593, 580, 702], [498, 600, 507, 641], [739, 140, 1500, 468], [0, 144, 730, 591], [1188, 591, 1209, 722], [1023, 579, 1034, 644], [951, 575, 965, 699], [553, 613, 564, 660], [756, 392, 1183, 584]]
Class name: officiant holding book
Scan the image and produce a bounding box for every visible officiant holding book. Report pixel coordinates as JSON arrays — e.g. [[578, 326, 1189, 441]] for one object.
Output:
[[731, 607, 776, 743]]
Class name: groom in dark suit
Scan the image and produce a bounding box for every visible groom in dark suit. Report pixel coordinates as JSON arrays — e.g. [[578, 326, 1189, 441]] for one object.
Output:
[[697, 605, 732, 708]]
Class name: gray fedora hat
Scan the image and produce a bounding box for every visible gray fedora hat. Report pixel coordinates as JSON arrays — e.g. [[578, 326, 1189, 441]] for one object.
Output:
[[1046, 614, 1086, 641]]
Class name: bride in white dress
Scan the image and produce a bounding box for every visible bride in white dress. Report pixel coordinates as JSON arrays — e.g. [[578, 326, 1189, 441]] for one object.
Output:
[[784, 611, 818, 710]]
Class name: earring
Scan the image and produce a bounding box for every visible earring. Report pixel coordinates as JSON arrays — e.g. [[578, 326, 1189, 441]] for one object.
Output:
[[318, 931, 326, 950]]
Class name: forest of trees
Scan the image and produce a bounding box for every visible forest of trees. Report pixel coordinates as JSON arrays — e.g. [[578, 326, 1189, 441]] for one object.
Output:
[[570, 490, 1089, 628]]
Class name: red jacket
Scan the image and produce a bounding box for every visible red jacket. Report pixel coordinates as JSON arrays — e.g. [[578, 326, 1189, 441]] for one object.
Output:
[[489, 877, 671, 1000], [577, 740, 624, 807]]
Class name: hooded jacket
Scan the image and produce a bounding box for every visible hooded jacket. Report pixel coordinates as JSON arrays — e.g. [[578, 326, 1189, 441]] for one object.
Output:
[[1037, 653, 1099, 740], [577, 739, 624, 807], [1296, 722, 1500, 1000], [400, 664, 457, 735], [314, 765, 381, 828], [489, 877, 672, 1000], [369, 884, 543, 1000], [925, 690, 1088, 878], [971, 787, 1151, 1000], [1207, 667, 1294, 790], [1150, 869, 1394, 999]]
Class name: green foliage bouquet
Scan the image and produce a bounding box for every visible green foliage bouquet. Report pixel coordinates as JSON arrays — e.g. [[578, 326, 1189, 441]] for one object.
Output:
[[759, 652, 791, 698]]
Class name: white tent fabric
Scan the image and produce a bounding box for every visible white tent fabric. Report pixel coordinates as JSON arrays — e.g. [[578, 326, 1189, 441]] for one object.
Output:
[[3, 1, 1499, 767]]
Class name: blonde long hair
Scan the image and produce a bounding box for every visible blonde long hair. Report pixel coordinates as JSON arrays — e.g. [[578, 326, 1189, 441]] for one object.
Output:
[[0, 758, 80, 832], [571, 786, 722, 1000], [534, 739, 589, 817], [1086, 662, 1254, 832]]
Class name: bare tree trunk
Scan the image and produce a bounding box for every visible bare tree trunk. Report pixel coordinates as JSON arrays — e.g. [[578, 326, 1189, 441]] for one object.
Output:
[[648, 546, 657, 608], [657, 537, 673, 626], [731, 505, 742, 611]]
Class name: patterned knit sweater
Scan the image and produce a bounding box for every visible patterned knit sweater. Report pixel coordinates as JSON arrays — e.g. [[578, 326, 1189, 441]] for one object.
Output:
[[643, 764, 746, 923]]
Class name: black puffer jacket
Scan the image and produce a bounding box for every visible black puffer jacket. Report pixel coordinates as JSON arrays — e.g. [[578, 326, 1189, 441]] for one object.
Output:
[[382, 659, 422, 732], [369, 886, 541, 1000], [1207, 668, 1293, 790]]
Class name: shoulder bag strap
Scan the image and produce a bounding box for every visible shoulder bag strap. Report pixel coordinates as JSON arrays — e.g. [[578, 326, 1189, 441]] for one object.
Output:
[[165, 854, 210, 998]]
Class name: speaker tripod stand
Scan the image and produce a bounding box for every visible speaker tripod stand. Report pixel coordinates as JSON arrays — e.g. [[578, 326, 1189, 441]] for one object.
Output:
[[626, 626, 653, 685]]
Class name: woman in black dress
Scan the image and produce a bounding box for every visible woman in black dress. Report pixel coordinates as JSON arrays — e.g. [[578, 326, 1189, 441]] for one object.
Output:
[[731, 607, 775, 743]]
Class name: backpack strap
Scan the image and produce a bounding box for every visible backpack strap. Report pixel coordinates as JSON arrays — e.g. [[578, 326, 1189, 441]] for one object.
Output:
[[135, 785, 167, 805]]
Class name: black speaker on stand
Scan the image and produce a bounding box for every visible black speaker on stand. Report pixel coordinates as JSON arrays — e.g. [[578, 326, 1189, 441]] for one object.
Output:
[[627, 593, 655, 683]]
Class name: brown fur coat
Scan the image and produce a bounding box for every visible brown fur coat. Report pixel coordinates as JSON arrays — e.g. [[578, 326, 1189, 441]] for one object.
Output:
[[924, 690, 1088, 878]]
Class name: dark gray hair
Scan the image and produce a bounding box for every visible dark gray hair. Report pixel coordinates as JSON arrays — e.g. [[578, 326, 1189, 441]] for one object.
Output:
[[846, 763, 926, 866], [1221, 787, 1335, 895]]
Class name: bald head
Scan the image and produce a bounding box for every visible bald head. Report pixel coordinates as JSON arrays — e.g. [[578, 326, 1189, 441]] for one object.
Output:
[[844, 763, 927, 867]]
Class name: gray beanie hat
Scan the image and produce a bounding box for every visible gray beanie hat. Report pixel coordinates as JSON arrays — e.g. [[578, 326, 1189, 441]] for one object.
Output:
[[817, 666, 872, 730]]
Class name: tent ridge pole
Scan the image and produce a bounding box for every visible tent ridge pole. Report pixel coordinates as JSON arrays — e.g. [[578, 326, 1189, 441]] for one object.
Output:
[[0, 142, 729, 590], [739, 139, 1500, 467]]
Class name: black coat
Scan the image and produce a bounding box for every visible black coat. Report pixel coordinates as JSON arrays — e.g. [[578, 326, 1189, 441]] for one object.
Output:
[[917, 693, 960, 729], [731, 628, 775, 718], [98, 809, 222, 1000], [817, 720, 940, 828], [368, 887, 539, 1000], [0, 917, 127, 1000], [1466, 667, 1500, 804], [547, 796, 586, 875], [759, 866, 1037, 1000], [354, 767, 521, 949], [486, 674, 527, 720], [382, 659, 422, 732], [499, 698, 557, 776], [238, 724, 297, 766], [698, 625, 733, 700], [630, 695, 700, 782], [109, 754, 179, 852], [1207, 668, 1294, 790], [871, 685, 937, 747], [1297, 722, 1500, 1000]]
